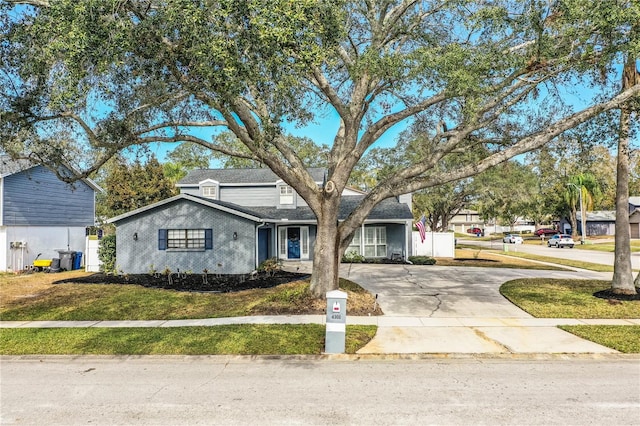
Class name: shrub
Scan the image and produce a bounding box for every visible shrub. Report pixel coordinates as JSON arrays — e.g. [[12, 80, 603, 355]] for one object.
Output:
[[342, 250, 366, 263], [98, 234, 116, 273], [408, 256, 436, 265], [258, 257, 281, 276]]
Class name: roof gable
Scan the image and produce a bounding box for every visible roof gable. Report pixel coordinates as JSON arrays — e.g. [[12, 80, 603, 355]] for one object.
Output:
[[0, 156, 102, 192], [107, 193, 264, 224]]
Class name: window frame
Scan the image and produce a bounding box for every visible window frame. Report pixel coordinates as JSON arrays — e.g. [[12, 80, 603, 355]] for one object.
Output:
[[363, 226, 387, 258], [159, 228, 212, 251], [201, 186, 217, 199], [279, 185, 294, 205]]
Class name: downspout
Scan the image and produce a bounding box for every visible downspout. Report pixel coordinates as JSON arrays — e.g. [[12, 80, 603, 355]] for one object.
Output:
[[406, 219, 411, 259]]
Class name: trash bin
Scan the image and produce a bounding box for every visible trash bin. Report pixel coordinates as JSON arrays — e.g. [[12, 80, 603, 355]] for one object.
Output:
[[57, 251, 76, 271], [73, 252, 83, 270], [49, 258, 61, 273]]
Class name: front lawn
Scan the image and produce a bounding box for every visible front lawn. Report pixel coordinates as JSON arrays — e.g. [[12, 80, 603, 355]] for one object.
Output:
[[500, 279, 640, 318], [501, 278, 640, 353], [0, 271, 379, 355], [0, 271, 381, 321], [0, 325, 377, 355], [558, 325, 640, 354]]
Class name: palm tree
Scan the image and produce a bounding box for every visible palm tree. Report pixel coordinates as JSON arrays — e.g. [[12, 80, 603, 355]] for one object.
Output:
[[564, 174, 599, 241]]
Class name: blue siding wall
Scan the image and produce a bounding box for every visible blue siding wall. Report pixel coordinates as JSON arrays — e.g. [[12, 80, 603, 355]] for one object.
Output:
[[179, 185, 310, 208], [3, 166, 95, 226], [114, 199, 257, 274]]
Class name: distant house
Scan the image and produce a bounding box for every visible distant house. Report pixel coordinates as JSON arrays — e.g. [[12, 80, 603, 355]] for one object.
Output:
[[107, 168, 414, 275], [448, 209, 485, 233], [0, 156, 101, 271], [629, 197, 640, 239], [558, 198, 640, 238]]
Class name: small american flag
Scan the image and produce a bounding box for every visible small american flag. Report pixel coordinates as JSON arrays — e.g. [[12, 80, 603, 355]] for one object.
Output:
[[415, 214, 427, 243]]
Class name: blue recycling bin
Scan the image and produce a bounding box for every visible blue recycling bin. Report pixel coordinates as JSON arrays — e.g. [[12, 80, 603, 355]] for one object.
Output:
[[73, 252, 83, 270]]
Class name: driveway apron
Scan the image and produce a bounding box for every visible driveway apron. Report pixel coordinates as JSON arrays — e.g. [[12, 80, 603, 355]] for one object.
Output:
[[341, 264, 618, 354]]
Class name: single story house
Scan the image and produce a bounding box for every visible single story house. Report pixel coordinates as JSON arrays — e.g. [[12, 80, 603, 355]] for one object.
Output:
[[107, 168, 414, 275]]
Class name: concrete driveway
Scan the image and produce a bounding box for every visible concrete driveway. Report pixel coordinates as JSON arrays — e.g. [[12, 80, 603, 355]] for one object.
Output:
[[339, 263, 627, 354], [341, 263, 608, 317]]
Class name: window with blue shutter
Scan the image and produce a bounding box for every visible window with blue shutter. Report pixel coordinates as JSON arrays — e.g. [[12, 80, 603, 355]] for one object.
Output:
[[205, 229, 213, 249], [159, 228, 213, 250]]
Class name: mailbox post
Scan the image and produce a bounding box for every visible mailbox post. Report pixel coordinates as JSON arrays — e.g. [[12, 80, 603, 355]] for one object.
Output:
[[325, 290, 348, 354]]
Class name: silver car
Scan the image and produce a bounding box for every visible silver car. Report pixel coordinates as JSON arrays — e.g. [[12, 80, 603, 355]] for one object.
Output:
[[502, 234, 523, 244], [546, 234, 575, 248]]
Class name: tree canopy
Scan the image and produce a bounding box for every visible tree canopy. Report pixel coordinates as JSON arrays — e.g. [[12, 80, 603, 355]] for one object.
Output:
[[95, 155, 178, 221], [1, 0, 639, 296]]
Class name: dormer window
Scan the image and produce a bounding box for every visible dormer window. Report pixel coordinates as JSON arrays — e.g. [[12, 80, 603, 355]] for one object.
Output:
[[202, 186, 217, 199], [198, 179, 219, 199], [279, 185, 294, 205]]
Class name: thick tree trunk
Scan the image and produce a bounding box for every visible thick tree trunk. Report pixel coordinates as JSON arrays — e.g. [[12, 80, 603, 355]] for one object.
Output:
[[569, 207, 578, 240], [611, 106, 635, 294], [611, 56, 637, 295], [309, 205, 342, 299]]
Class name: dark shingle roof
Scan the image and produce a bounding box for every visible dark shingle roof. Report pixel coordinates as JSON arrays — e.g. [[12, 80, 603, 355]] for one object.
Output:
[[109, 193, 412, 224], [221, 195, 413, 222], [178, 168, 326, 185]]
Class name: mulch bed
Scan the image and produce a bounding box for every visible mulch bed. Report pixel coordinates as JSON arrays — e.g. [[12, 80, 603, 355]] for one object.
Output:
[[54, 271, 310, 293], [593, 288, 640, 302]]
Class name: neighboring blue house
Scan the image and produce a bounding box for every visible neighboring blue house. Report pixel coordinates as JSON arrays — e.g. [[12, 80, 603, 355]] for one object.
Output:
[[107, 168, 414, 275], [0, 156, 101, 272], [558, 197, 640, 238], [629, 197, 640, 239]]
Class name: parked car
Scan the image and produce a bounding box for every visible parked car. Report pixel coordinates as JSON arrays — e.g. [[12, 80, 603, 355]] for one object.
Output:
[[547, 234, 575, 248], [466, 227, 482, 235], [502, 234, 523, 244], [534, 228, 559, 236]]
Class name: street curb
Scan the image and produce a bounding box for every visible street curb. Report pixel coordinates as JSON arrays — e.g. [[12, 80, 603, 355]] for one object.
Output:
[[2, 353, 639, 362]]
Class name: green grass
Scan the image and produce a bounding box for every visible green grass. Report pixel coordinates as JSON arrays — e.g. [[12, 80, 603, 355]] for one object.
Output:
[[500, 279, 640, 318], [501, 278, 640, 353], [559, 325, 640, 353], [494, 251, 614, 272], [0, 325, 376, 355], [573, 240, 640, 253], [443, 247, 568, 270], [0, 278, 380, 321]]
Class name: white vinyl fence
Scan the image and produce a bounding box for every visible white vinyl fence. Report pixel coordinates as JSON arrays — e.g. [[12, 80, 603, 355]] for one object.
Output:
[[84, 236, 101, 272], [412, 231, 455, 258]]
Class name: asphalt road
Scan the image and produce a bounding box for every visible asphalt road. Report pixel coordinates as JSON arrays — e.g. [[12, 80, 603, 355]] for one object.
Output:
[[462, 238, 640, 269], [1, 356, 639, 425]]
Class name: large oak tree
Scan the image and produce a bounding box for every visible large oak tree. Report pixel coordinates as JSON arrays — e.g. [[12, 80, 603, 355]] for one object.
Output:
[[1, 0, 639, 297]]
